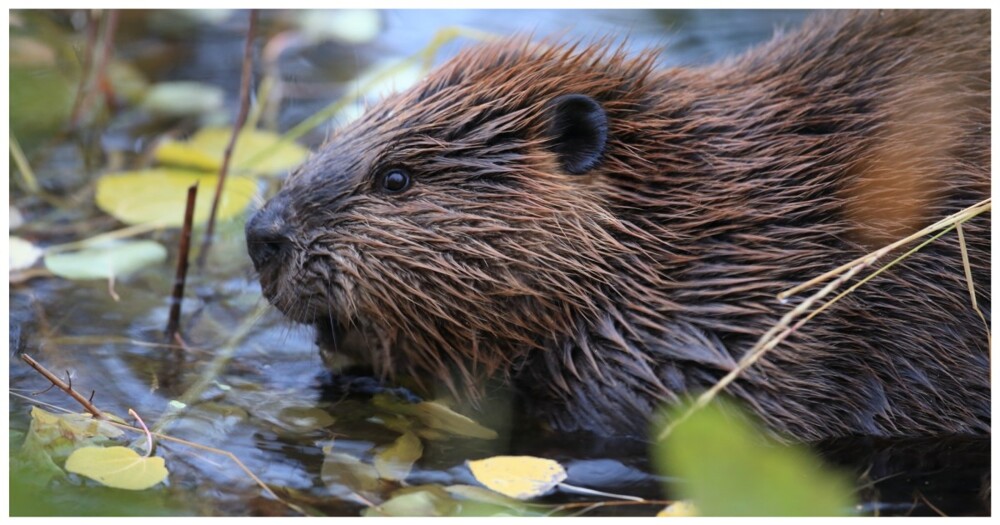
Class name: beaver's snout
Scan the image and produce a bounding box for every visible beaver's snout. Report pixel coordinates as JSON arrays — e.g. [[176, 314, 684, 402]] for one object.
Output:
[[245, 198, 292, 272]]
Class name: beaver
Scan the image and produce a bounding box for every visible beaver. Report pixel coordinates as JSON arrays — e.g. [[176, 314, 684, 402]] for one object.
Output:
[[246, 10, 990, 441]]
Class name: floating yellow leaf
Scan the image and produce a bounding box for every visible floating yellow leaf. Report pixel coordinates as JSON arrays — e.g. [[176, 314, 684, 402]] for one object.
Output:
[[44, 240, 167, 280], [467, 455, 566, 500], [374, 431, 423, 481], [658, 500, 698, 517], [154, 127, 309, 177], [95, 168, 258, 226], [65, 446, 169, 491], [320, 451, 379, 494]]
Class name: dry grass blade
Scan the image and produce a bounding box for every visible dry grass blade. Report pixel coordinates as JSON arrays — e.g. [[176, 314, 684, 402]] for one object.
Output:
[[956, 223, 991, 353], [658, 199, 991, 442]]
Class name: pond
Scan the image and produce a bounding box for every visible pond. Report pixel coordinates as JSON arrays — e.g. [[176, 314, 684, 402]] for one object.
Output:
[[8, 9, 989, 517]]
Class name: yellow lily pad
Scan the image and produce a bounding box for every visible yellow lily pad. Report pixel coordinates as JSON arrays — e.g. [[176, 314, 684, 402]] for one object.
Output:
[[65, 446, 169, 490], [467, 455, 567, 500], [95, 168, 258, 226], [154, 127, 309, 177], [44, 240, 167, 280], [374, 431, 423, 481]]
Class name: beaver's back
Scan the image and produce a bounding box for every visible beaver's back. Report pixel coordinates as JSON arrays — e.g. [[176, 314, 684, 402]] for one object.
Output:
[[520, 10, 990, 439]]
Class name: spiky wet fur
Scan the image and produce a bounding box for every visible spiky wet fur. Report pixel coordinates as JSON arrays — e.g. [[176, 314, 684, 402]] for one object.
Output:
[[254, 10, 990, 441]]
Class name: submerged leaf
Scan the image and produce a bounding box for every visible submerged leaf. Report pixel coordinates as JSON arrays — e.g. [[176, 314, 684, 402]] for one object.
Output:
[[373, 395, 498, 440], [44, 240, 167, 280], [653, 400, 855, 516], [320, 451, 380, 494], [154, 127, 309, 177], [276, 406, 336, 432], [374, 431, 423, 481], [364, 485, 457, 517], [95, 168, 257, 226], [65, 446, 168, 490], [467, 455, 567, 500]]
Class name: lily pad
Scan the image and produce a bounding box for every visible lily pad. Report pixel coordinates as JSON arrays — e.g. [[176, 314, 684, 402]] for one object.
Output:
[[44, 240, 167, 280], [141, 81, 224, 117], [154, 127, 309, 177], [10, 236, 42, 270], [374, 431, 422, 481], [95, 168, 258, 226], [467, 455, 567, 500], [65, 446, 169, 491]]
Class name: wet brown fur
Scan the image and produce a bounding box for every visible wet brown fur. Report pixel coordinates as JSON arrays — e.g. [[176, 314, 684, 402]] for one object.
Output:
[[250, 10, 990, 441]]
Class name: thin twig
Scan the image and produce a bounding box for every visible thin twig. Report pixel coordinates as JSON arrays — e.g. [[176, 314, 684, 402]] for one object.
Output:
[[129, 408, 154, 457], [20, 354, 104, 419], [198, 9, 258, 266], [68, 9, 100, 127], [916, 491, 948, 517], [166, 183, 199, 340], [9, 134, 40, 193]]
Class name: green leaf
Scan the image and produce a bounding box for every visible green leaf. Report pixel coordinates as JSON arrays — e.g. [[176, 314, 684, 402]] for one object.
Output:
[[10, 236, 42, 270], [44, 240, 167, 280], [653, 400, 856, 516], [154, 127, 309, 177], [374, 431, 423, 481], [65, 446, 169, 491], [467, 455, 567, 500], [95, 168, 258, 226], [320, 451, 380, 494], [141, 81, 223, 117]]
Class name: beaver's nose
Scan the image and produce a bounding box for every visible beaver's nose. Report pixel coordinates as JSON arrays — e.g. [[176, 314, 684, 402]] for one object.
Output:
[[245, 205, 291, 271]]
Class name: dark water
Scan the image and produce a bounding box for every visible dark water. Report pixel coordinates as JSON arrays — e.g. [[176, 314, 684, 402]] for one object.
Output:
[[8, 9, 988, 516]]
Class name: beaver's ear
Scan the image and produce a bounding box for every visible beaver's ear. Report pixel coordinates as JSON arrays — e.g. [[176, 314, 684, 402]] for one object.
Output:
[[545, 94, 608, 175]]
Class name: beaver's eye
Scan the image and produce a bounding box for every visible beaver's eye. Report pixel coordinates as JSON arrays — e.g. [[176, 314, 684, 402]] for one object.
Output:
[[380, 168, 411, 193]]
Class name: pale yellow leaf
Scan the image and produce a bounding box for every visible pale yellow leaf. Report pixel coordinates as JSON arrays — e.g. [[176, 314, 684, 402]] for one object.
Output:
[[65, 446, 169, 490], [153, 127, 309, 177], [658, 500, 698, 517], [467, 455, 567, 500], [95, 168, 258, 226]]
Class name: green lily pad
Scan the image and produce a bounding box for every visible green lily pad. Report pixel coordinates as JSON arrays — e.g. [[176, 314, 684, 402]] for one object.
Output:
[[374, 431, 423, 481], [141, 81, 224, 117], [154, 127, 309, 177], [95, 168, 258, 226], [653, 400, 856, 516], [44, 240, 167, 280], [65, 446, 169, 491]]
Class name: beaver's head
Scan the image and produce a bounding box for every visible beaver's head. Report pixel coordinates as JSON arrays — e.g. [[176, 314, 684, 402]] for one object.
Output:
[[246, 41, 662, 393]]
